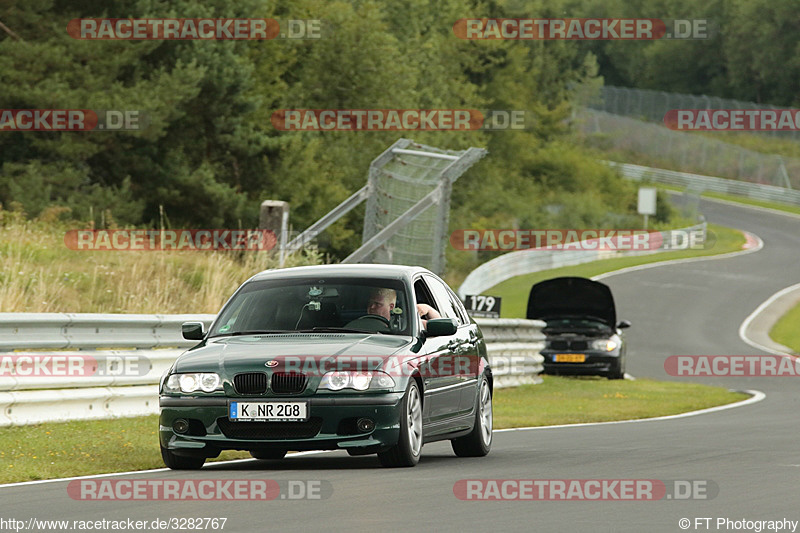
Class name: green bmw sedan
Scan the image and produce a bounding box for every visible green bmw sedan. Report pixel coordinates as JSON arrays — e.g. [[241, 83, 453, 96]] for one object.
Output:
[[159, 264, 492, 468]]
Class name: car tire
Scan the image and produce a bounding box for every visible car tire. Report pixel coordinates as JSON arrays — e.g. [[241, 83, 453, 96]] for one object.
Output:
[[160, 443, 205, 470], [378, 380, 423, 467], [250, 450, 287, 460], [451, 375, 493, 457], [607, 361, 625, 380]]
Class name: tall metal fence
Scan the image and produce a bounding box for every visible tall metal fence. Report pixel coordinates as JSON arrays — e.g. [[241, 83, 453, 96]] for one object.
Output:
[[576, 109, 799, 189], [357, 140, 486, 273], [287, 139, 486, 276], [588, 85, 800, 141]]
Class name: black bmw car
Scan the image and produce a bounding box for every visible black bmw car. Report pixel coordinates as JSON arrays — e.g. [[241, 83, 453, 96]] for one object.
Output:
[[527, 277, 630, 379], [159, 264, 492, 469]]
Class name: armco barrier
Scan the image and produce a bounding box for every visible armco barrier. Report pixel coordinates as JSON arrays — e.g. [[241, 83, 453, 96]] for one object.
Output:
[[475, 318, 545, 388], [0, 313, 216, 351], [0, 314, 544, 426], [458, 223, 705, 299], [608, 161, 800, 207]]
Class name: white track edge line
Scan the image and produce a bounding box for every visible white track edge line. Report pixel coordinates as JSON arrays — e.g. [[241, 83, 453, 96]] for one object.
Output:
[[0, 450, 329, 489], [593, 231, 764, 281], [494, 389, 764, 432], [738, 283, 800, 356], [1, 392, 764, 488]]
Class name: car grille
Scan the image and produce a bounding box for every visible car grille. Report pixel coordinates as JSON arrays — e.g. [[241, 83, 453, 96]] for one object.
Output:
[[271, 372, 308, 394], [234, 372, 268, 395], [549, 340, 589, 351], [216, 417, 323, 439]]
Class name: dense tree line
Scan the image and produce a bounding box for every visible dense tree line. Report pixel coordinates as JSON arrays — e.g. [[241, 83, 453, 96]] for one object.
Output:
[[1, 0, 693, 262], [555, 0, 800, 106]]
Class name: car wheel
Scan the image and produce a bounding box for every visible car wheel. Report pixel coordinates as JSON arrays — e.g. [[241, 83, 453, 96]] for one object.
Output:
[[250, 450, 287, 460], [607, 361, 625, 380], [160, 443, 205, 470], [378, 380, 423, 467], [451, 376, 492, 457]]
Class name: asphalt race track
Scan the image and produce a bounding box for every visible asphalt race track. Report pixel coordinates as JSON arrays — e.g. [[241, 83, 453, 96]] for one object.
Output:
[[1, 197, 799, 533]]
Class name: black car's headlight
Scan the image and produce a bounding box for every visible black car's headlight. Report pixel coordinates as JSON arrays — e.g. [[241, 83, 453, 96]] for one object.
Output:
[[163, 373, 222, 393], [591, 339, 619, 352], [317, 371, 395, 391]]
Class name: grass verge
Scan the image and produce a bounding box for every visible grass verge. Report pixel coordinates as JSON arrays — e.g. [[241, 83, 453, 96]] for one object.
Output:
[[0, 379, 749, 484], [494, 376, 748, 429], [0, 416, 250, 484], [769, 302, 800, 354], [488, 223, 746, 318], [0, 211, 324, 314]]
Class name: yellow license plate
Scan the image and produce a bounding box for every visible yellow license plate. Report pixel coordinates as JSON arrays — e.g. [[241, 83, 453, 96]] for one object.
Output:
[[554, 354, 586, 363]]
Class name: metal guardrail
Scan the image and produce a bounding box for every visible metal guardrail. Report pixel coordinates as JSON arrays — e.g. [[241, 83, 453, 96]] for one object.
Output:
[[458, 223, 706, 299], [0, 314, 544, 427], [607, 161, 800, 206], [0, 313, 216, 351], [475, 318, 545, 389]]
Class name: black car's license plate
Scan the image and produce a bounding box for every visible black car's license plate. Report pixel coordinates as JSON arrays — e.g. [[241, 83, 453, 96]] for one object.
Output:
[[554, 353, 586, 363], [229, 401, 309, 422]]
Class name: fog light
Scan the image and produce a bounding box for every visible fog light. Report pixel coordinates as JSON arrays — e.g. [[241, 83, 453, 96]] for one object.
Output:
[[356, 418, 375, 432], [173, 419, 190, 434]]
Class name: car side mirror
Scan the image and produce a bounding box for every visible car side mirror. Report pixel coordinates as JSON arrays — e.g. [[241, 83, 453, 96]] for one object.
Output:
[[182, 321, 206, 340], [617, 320, 631, 329], [426, 318, 458, 337]]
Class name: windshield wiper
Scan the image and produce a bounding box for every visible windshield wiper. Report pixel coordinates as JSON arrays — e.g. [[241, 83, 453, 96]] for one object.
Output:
[[296, 327, 384, 334], [210, 330, 292, 338]]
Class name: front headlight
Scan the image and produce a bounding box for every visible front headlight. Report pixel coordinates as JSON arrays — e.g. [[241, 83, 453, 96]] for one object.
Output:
[[318, 371, 396, 391], [164, 373, 222, 393], [591, 339, 618, 352]]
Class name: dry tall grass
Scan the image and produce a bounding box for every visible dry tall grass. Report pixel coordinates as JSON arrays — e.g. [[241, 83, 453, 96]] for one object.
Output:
[[0, 209, 324, 314]]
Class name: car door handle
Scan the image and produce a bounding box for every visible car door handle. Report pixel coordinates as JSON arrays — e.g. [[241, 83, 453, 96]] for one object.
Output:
[[446, 340, 464, 354]]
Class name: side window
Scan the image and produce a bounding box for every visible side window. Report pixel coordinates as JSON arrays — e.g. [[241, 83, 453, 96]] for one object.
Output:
[[447, 290, 470, 326], [423, 275, 458, 321]]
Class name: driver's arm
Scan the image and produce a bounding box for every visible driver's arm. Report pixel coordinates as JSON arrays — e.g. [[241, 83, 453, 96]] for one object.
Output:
[[416, 303, 441, 328]]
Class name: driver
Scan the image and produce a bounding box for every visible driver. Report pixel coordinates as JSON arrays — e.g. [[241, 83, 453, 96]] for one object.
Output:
[[366, 288, 441, 327], [366, 287, 396, 320]]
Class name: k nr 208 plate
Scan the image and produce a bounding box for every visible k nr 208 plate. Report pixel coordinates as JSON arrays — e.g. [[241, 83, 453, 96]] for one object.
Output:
[[229, 401, 308, 421]]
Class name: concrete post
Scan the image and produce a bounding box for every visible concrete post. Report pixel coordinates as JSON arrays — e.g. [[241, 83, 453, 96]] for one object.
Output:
[[259, 200, 289, 265]]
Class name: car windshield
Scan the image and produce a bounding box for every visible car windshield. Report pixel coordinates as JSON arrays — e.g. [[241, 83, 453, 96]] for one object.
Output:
[[209, 277, 412, 337]]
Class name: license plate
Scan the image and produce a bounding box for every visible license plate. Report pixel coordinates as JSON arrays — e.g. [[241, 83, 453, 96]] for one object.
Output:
[[229, 401, 308, 422], [554, 353, 586, 363]]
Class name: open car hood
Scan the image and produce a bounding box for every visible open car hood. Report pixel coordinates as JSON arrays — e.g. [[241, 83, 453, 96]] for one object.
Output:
[[527, 277, 616, 326]]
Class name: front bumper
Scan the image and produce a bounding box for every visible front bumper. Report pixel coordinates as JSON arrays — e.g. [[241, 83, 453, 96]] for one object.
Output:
[[159, 393, 404, 457], [541, 350, 622, 376]]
